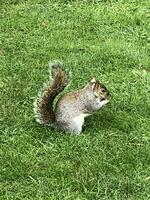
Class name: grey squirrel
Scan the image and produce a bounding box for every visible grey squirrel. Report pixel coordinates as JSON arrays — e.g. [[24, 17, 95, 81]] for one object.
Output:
[[34, 61, 110, 134]]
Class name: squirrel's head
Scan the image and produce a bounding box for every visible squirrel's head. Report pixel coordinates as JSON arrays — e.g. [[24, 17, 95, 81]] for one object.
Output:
[[89, 78, 110, 102]]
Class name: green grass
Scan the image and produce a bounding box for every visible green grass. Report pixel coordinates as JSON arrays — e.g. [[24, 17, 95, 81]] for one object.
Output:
[[1, 0, 150, 199]]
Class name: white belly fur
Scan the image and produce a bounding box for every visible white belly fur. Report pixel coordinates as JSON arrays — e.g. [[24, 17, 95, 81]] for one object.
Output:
[[73, 113, 90, 133]]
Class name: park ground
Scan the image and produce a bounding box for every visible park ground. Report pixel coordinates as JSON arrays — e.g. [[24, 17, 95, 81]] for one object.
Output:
[[1, 0, 150, 199]]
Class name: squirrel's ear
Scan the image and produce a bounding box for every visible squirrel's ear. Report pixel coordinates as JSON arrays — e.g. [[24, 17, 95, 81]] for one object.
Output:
[[90, 77, 96, 83], [90, 77, 96, 90]]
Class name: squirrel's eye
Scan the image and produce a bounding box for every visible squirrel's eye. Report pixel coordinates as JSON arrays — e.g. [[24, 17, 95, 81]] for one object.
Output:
[[101, 88, 105, 93]]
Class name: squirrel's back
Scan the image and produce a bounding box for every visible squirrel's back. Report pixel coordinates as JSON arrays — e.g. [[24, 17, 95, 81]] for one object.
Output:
[[33, 61, 69, 126]]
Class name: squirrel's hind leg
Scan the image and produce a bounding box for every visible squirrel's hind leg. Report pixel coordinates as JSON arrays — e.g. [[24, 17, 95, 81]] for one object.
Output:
[[56, 117, 84, 134]]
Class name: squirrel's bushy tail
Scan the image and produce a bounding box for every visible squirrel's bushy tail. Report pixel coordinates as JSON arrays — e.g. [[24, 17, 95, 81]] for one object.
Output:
[[34, 61, 69, 126]]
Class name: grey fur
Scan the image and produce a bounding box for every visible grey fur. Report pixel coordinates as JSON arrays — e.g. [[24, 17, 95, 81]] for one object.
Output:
[[55, 84, 109, 133]]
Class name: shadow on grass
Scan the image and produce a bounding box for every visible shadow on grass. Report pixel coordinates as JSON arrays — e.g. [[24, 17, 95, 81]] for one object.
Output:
[[29, 111, 125, 140], [85, 106, 138, 134], [27, 102, 141, 142]]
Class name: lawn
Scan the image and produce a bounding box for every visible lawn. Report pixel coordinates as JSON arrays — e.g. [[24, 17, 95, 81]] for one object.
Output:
[[0, 0, 150, 199]]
